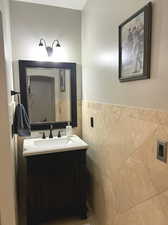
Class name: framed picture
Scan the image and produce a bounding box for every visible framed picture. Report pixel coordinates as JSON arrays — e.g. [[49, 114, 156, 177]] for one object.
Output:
[[59, 69, 66, 92], [119, 2, 152, 82]]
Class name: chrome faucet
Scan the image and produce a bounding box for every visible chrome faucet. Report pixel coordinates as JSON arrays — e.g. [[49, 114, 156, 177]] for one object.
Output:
[[49, 125, 53, 138]]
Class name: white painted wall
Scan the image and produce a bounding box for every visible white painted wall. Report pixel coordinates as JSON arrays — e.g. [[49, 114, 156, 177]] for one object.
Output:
[[10, 1, 81, 62], [10, 1, 82, 100], [0, 0, 17, 225], [11, 0, 87, 10], [82, 0, 168, 111]]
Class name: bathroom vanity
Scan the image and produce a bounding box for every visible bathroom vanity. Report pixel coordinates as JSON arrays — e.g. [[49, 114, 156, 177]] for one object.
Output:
[[22, 135, 88, 225], [17, 60, 87, 225]]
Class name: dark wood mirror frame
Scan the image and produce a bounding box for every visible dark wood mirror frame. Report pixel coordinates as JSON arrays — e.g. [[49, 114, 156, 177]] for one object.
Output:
[[19, 60, 77, 131]]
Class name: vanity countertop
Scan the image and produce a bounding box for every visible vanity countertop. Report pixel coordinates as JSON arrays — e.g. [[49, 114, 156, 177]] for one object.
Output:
[[23, 135, 88, 157]]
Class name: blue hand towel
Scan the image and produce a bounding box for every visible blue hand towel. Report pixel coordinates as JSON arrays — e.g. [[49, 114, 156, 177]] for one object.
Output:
[[13, 104, 31, 136]]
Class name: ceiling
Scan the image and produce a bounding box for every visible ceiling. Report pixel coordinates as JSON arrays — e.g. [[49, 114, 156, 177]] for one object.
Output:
[[11, 0, 88, 10]]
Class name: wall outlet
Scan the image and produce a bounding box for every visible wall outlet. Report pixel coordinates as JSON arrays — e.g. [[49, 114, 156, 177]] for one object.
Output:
[[157, 141, 167, 163]]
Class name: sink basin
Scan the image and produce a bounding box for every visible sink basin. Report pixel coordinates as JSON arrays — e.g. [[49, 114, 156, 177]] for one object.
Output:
[[34, 137, 72, 147], [23, 135, 88, 157]]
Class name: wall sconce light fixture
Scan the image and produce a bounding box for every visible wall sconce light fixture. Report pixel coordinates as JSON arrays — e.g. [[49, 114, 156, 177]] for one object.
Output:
[[39, 38, 61, 57]]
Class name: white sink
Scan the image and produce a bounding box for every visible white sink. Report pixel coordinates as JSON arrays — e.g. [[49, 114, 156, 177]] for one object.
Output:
[[23, 135, 88, 157], [34, 138, 72, 147]]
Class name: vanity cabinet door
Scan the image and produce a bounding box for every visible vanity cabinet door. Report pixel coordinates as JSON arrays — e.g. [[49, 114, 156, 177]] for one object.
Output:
[[26, 150, 87, 224]]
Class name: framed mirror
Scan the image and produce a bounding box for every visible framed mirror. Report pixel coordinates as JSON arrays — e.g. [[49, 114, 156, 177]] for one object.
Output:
[[19, 60, 77, 130]]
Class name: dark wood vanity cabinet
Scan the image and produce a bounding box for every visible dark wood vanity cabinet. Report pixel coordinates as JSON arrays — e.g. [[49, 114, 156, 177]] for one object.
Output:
[[26, 149, 87, 225]]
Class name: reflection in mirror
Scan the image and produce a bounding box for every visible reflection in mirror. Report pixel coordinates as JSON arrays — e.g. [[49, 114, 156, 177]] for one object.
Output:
[[26, 68, 71, 123]]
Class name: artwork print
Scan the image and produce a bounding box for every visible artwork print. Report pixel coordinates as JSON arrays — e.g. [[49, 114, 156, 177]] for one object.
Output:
[[119, 3, 152, 82], [122, 13, 144, 77]]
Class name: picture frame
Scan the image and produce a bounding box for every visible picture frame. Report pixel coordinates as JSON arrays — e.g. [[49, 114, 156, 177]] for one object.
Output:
[[59, 68, 66, 92], [119, 2, 152, 82]]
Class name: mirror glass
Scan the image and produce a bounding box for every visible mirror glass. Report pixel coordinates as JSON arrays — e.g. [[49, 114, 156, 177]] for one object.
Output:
[[26, 67, 71, 123]]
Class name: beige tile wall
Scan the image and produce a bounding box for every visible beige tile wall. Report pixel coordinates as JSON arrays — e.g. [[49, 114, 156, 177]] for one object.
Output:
[[82, 100, 168, 225], [73, 100, 82, 137]]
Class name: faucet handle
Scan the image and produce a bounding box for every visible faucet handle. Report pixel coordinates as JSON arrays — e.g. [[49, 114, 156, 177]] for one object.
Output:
[[42, 132, 46, 139], [57, 130, 61, 138]]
